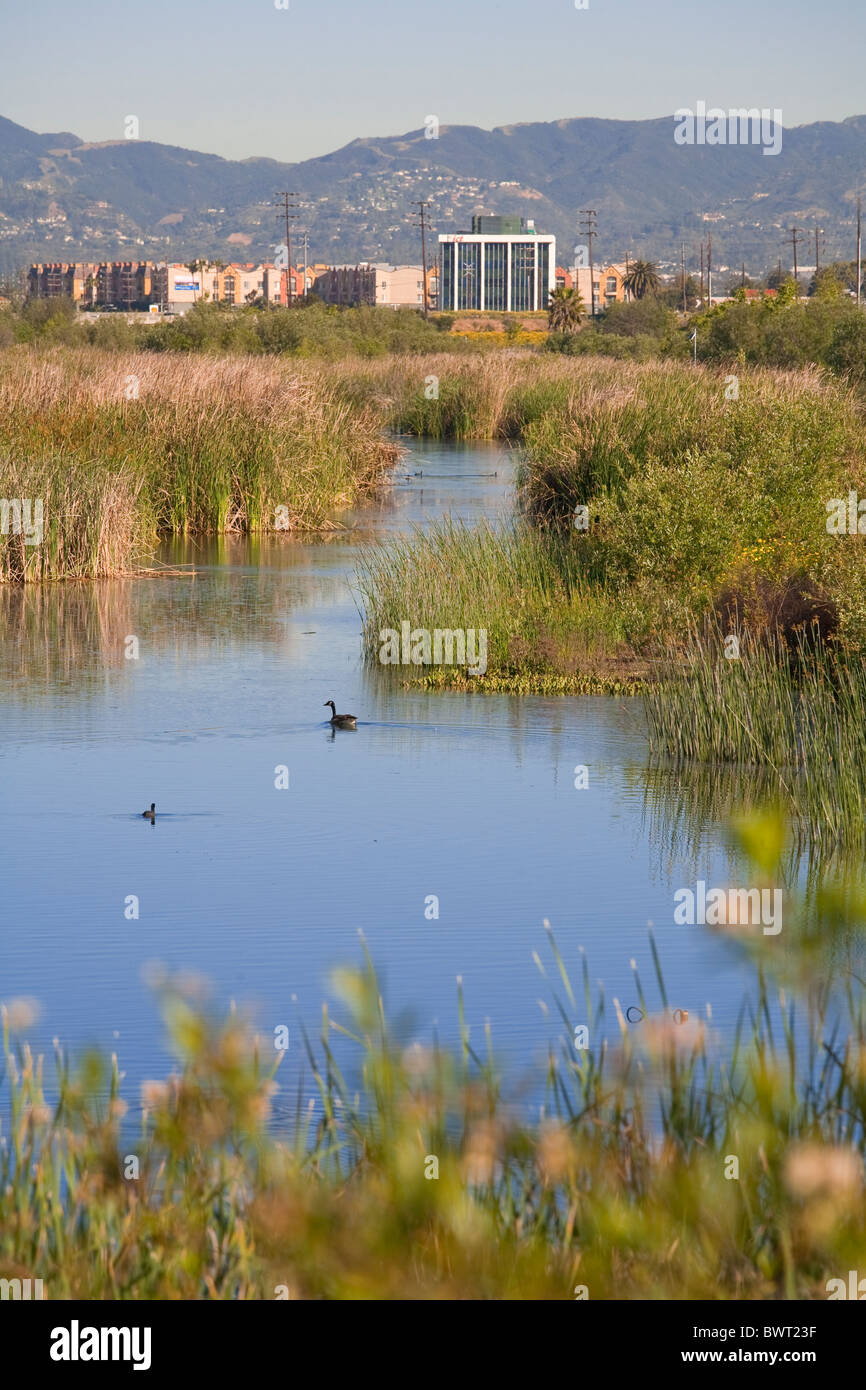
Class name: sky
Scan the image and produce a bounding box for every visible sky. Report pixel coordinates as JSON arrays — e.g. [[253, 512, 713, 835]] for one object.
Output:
[[2, 0, 865, 163]]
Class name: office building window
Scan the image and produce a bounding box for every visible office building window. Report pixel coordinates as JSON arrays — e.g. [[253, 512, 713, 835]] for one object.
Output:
[[483, 242, 508, 311], [510, 242, 535, 313], [458, 241, 481, 311], [441, 242, 455, 311], [537, 242, 549, 309]]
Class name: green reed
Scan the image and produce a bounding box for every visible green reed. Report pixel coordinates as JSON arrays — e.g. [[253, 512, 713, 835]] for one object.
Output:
[[0, 349, 398, 580], [646, 624, 866, 848]]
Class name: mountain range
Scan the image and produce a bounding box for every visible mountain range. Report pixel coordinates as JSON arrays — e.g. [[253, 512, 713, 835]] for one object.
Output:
[[2, 111, 866, 280]]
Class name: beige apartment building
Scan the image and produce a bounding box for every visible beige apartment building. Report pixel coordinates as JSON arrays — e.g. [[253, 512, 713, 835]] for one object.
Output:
[[313, 263, 426, 308], [574, 262, 630, 313]]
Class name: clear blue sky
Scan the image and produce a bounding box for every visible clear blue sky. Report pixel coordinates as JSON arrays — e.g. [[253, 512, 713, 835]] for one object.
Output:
[[2, 0, 864, 162]]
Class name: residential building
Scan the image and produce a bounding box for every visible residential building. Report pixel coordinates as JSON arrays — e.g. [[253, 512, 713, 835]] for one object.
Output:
[[28, 261, 119, 306], [151, 263, 204, 312], [313, 264, 376, 306], [96, 261, 154, 309], [573, 262, 630, 313], [312, 263, 426, 308], [438, 216, 555, 313]]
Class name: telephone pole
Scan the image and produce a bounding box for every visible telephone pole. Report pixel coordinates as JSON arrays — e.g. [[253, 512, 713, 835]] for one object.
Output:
[[815, 226, 824, 277], [700, 243, 705, 307], [413, 200, 430, 318], [786, 227, 804, 295], [579, 209, 598, 316], [858, 197, 862, 307], [276, 192, 299, 306], [707, 231, 712, 306], [681, 241, 687, 313], [300, 230, 309, 300]]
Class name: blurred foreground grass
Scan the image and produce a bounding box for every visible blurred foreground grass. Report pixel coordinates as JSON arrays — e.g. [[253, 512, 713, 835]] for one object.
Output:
[[3, 844, 866, 1300]]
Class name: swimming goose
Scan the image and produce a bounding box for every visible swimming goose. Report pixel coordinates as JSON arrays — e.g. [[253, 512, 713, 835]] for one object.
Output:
[[324, 701, 357, 729]]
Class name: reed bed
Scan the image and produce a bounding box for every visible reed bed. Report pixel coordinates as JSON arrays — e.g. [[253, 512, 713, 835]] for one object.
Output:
[[356, 517, 640, 689], [645, 624, 866, 848], [0, 348, 398, 581], [3, 874, 866, 1300]]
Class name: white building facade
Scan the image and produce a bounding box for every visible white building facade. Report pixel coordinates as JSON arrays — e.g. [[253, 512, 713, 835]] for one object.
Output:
[[438, 229, 556, 313]]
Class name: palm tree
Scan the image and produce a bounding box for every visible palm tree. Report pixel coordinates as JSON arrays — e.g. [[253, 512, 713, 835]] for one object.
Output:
[[547, 285, 584, 333], [186, 258, 208, 302], [622, 259, 660, 300]]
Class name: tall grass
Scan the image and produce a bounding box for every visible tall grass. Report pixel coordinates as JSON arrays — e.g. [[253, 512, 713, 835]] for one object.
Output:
[[3, 873, 866, 1299], [347, 355, 866, 690], [0, 349, 399, 580], [646, 623, 866, 848], [356, 517, 641, 691]]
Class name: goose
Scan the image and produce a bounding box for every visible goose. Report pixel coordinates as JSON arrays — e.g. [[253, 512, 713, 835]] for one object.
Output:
[[324, 700, 357, 729], [141, 803, 155, 819]]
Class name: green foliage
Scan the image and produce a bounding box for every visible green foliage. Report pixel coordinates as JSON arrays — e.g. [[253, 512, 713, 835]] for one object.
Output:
[[621, 258, 660, 300], [547, 285, 584, 333], [693, 293, 866, 372], [598, 297, 675, 338]]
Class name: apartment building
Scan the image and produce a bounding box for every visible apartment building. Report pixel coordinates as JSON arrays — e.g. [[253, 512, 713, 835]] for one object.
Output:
[[27, 261, 154, 307], [312, 264, 426, 308], [573, 262, 630, 313], [96, 261, 154, 309]]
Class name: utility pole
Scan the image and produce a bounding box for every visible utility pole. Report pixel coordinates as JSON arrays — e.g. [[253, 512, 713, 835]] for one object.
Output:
[[815, 227, 823, 277], [580, 209, 598, 316], [700, 243, 704, 306], [301, 230, 309, 300], [276, 192, 299, 306], [707, 231, 712, 306], [741, 262, 746, 288], [858, 196, 862, 307], [681, 241, 686, 313], [786, 227, 804, 294], [413, 200, 430, 318]]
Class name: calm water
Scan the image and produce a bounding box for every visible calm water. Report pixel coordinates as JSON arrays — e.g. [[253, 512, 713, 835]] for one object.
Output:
[[1, 439, 795, 1113]]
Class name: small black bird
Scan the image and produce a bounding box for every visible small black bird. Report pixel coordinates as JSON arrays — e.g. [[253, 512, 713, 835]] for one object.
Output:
[[141, 803, 155, 820]]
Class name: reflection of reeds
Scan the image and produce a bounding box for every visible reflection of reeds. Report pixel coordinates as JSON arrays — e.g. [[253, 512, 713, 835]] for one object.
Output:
[[0, 581, 135, 689], [3, 890, 866, 1299], [0, 349, 399, 581], [0, 569, 289, 692]]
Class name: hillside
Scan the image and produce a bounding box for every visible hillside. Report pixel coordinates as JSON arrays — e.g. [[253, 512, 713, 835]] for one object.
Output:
[[2, 111, 866, 276]]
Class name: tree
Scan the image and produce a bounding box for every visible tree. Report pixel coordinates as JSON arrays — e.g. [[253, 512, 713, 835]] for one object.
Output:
[[809, 263, 851, 299], [826, 312, 866, 383], [547, 285, 584, 333], [186, 259, 207, 301], [622, 259, 660, 300]]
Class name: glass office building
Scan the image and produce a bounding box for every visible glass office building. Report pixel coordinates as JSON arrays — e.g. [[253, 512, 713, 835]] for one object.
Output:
[[439, 221, 555, 313]]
